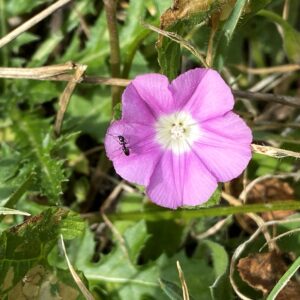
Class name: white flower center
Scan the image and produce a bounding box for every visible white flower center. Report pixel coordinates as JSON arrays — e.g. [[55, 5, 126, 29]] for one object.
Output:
[[155, 111, 201, 154]]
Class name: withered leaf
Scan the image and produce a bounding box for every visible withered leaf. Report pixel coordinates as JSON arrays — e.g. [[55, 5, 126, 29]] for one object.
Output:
[[238, 251, 288, 294], [247, 178, 295, 221], [238, 251, 300, 299]]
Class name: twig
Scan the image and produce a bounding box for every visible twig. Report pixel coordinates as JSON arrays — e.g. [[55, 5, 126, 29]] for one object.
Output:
[[233, 90, 300, 108], [0, 63, 77, 79], [222, 192, 276, 251], [54, 64, 87, 136], [100, 182, 130, 260], [1, 67, 300, 109], [59, 235, 95, 300], [251, 144, 300, 159], [0, 0, 72, 49], [103, 0, 122, 107], [253, 122, 300, 131], [142, 22, 208, 68], [260, 228, 300, 252], [239, 172, 300, 202], [233, 64, 300, 74], [176, 261, 190, 300], [191, 216, 232, 240]]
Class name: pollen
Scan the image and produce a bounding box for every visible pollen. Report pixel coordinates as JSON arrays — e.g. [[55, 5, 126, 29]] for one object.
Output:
[[155, 111, 201, 154]]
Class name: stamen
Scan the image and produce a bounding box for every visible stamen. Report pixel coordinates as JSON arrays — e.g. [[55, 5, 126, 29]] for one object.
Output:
[[155, 111, 201, 154]]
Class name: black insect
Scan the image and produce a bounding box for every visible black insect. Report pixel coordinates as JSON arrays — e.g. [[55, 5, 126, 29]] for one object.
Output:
[[117, 135, 130, 156]]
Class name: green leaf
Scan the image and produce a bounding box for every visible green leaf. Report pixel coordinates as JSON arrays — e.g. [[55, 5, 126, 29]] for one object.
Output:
[[29, 32, 64, 67], [13, 116, 66, 205], [159, 252, 215, 300], [156, 1, 221, 79], [142, 220, 185, 260], [75, 221, 160, 300], [160, 278, 187, 300], [2, 264, 86, 300], [258, 10, 300, 63], [5, 0, 51, 16], [11, 32, 39, 54], [0, 207, 84, 294], [202, 240, 233, 300], [213, 0, 248, 70], [0, 156, 33, 208]]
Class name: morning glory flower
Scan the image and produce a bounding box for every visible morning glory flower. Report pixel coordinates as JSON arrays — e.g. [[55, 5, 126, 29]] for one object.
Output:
[[105, 68, 252, 209]]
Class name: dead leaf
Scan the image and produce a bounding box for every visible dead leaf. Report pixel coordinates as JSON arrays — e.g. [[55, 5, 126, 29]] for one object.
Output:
[[238, 251, 300, 299], [247, 178, 295, 221], [238, 251, 288, 294]]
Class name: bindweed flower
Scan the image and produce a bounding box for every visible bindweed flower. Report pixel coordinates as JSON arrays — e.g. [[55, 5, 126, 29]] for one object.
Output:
[[105, 68, 252, 209]]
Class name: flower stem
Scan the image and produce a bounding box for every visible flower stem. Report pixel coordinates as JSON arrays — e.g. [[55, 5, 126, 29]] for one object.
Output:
[[107, 201, 300, 222]]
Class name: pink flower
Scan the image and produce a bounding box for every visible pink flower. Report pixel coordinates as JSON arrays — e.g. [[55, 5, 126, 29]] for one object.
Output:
[[105, 68, 252, 209]]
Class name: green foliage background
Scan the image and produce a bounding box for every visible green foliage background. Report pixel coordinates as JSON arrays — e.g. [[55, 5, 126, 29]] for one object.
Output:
[[0, 0, 300, 299]]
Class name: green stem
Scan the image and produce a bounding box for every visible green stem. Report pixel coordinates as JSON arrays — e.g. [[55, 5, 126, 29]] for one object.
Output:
[[107, 201, 300, 222]]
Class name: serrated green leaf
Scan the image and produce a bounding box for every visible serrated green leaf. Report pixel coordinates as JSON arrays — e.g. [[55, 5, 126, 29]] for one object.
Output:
[[76, 221, 160, 300], [13, 116, 66, 205], [0, 207, 84, 294]]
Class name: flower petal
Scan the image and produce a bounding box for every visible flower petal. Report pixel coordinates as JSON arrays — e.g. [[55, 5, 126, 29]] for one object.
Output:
[[194, 112, 252, 182], [105, 120, 162, 186], [170, 68, 208, 109], [171, 68, 234, 121], [132, 74, 174, 115], [122, 83, 156, 125], [147, 151, 218, 209]]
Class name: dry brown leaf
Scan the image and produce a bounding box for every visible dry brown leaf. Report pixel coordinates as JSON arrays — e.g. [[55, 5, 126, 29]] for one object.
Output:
[[237, 251, 287, 294], [276, 281, 300, 300], [159, 0, 240, 30], [238, 252, 300, 299], [247, 178, 295, 221]]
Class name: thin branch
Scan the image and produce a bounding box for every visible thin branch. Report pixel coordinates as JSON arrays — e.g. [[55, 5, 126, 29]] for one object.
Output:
[[1, 66, 300, 109], [233, 90, 300, 108], [176, 261, 190, 300], [251, 144, 300, 159], [142, 22, 208, 68], [54, 64, 87, 136], [103, 0, 122, 107], [222, 191, 276, 251], [0, 0, 72, 49], [233, 64, 300, 74], [239, 172, 300, 203], [0, 63, 77, 79], [191, 216, 232, 240], [59, 235, 95, 300]]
